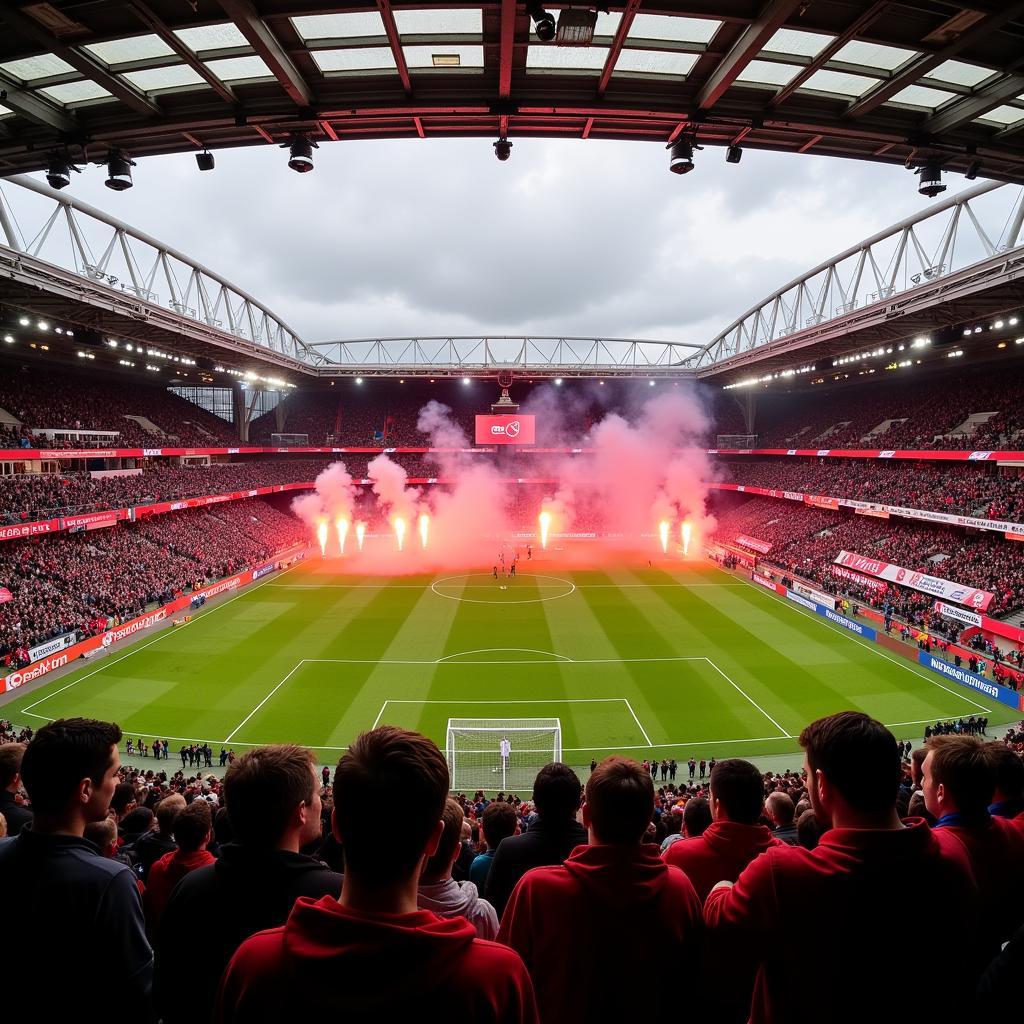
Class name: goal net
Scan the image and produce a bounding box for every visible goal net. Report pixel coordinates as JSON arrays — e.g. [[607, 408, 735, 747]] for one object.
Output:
[[446, 718, 562, 794]]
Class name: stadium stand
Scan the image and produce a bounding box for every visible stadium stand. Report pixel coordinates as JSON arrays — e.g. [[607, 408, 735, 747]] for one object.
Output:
[[0, 499, 305, 663]]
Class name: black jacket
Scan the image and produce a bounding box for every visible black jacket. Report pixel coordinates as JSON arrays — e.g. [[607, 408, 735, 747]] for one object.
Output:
[[131, 828, 177, 880], [0, 826, 153, 1013], [0, 790, 32, 836], [156, 843, 342, 1023], [485, 816, 587, 918]]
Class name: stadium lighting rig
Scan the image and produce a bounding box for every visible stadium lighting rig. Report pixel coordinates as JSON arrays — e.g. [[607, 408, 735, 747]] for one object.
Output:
[[527, 1, 556, 42], [916, 157, 946, 198], [493, 138, 513, 161], [45, 151, 81, 190], [196, 150, 215, 172], [104, 150, 136, 191], [283, 133, 318, 173]]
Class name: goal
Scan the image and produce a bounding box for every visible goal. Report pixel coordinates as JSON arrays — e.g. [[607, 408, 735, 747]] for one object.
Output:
[[446, 718, 562, 793]]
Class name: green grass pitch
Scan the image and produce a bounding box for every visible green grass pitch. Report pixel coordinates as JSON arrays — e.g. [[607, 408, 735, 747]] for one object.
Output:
[[4, 560, 1015, 771]]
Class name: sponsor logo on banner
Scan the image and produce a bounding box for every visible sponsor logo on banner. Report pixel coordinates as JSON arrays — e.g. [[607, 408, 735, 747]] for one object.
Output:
[[27, 631, 77, 663], [923, 654, 1000, 700], [101, 609, 167, 647], [474, 415, 536, 446], [787, 450, 798, 456], [228, 448, 240, 454], [752, 573, 783, 594], [794, 581, 835, 608], [5, 655, 69, 690], [63, 509, 128, 530], [170, 501, 188, 511], [197, 575, 242, 599], [805, 494, 839, 510], [879, 451, 896, 458], [1008, 532, 1024, 542], [785, 589, 819, 612], [968, 452, 992, 461], [0, 520, 59, 541], [43, 450, 121, 459], [824, 608, 868, 636], [831, 565, 887, 592], [737, 535, 772, 554], [253, 564, 276, 581], [143, 449, 162, 456], [833, 550, 994, 610], [855, 507, 890, 519], [817, 449, 831, 456], [934, 601, 982, 627]]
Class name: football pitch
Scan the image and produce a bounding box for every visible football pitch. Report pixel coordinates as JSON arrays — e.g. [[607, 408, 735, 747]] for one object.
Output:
[[3, 560, 1016, 772]]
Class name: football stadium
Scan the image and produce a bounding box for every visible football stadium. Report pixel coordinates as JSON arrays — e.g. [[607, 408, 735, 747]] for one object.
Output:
[[1, 2, 1024, 1021]]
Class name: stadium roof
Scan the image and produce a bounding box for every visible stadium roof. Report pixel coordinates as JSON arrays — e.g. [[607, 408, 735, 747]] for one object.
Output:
[[1, 2, 1024, 182]]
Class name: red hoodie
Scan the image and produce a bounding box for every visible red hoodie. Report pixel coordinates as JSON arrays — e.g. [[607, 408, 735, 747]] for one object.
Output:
[[497, 843, 701, 1024], [703, 819, 980, 1024], [663, 819, 782, 902], [144, 848, 215, 931], [932, 814, 1024, 955], [216, 895, 537, 1024]]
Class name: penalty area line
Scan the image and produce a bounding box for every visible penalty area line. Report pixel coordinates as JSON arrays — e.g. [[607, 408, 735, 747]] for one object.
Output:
[[622, 698, 653, 746], [702, 657, 793, 739]]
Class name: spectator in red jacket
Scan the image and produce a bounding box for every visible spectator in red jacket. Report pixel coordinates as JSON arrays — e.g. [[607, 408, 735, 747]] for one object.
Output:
[[497, 755, 700, 1024], [704, 711, 980, 1024], [144, 798, 214, 933], [216, 727, 537, 1024], [664, 758, 782, 902], [923, 734, 1024, 956]]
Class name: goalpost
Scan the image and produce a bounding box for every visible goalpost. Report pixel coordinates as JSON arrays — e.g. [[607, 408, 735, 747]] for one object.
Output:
[[446, 718, 562, 793]]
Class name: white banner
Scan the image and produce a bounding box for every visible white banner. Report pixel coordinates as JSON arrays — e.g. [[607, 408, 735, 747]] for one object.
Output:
[[933, 601, 983, 628], [27, 630, 77, 663], [794, 580, 835, 609], [833, 551, 994, 610]]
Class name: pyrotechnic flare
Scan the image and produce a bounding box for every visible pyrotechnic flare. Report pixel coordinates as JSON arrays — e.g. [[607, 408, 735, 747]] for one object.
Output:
[[681, 520, 692, 556], [355, 521, 366, 551], [335, 517, 349, 555], [539, 510, 551, 550], [394, 516, 407, 552], [419, 513, 429, 550], [658, 520, 669, 554], [316, 520, 328, 557]]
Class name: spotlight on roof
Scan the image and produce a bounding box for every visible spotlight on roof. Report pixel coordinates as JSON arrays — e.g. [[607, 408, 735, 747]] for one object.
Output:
[[462, 377, 471, 385], [195, 150, 215, 172], [104, 150, 136, 191], [493, 137, 512, 162], [964, 158, 981, 180], [668, 137, 694, 175], [46, 151, 80, 190], [555, 9, 597, 45], [527, 1, 556, 42], [726, 145, 743, 164], [917, 158, 945, 199], [283, 133, 318, 173]]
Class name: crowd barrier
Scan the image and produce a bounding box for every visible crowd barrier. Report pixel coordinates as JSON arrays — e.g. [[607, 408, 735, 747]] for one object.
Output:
[[1, 545, 307, 695], [744, 569, 1024, 712]]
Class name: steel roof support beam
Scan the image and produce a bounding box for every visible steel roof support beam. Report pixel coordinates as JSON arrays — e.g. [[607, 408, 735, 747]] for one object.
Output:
[[696, 0, 803, 112], [217, 0, 313, 108], [0, 2, 161, 117], [597, 0, 642, 98], [376, 0, 413, 97], [845, 2, 1024, 120], [498, 0, 516, 100], [127, 1, 238, 107], [0, 70, 78, 132], [925, 72, 1024, 136]]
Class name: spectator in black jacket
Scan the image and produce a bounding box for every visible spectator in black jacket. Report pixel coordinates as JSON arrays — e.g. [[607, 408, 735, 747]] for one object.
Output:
[[156, 744, 341, 1024], [134, 792, 184, 881], [0, 718, 153, 1015], [0, 741, 33, 836], [485, 762, 586, 918]]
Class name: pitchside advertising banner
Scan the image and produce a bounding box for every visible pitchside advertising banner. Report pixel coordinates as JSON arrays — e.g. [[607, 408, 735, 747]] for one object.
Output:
[[917, 652, 1022, 710], [474, 415, 536, 445], [833, 550, 995, 611], [737, 535, 773, 554], [933, 600, 1024, 646]]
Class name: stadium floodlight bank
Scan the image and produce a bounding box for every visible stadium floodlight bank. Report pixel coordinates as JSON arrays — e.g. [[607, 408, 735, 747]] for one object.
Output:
[[446, 718, 562, 793]]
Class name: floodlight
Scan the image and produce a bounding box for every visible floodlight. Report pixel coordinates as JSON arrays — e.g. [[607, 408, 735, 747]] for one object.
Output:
[[527, 1, 556, 41], [917, 158, 945, 198], [283, 134, 318, 173], [46, 152, 80, 190], [964, 158, 981, 180], [726, 145, 743, 164], [493, 138, 512, 161], [196, 150, 215, 171], [105, 150, 136, 191], [669, 138, 694, 174]]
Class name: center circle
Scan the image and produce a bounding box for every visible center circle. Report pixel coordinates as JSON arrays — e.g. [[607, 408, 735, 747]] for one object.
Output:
[[430, 572, 576, 605]]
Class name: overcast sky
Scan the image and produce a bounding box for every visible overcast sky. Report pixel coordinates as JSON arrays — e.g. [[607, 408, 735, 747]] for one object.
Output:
[[5, 139, 972, 348]]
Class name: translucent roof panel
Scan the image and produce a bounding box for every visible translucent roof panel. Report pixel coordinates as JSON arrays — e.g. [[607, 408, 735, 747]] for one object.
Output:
[[735, 59, 802, 87], [205, 56, 274, 82], [800, 68, 877, 97], [886, 84, 959, 110], [174, 23, 250, 52], [0, 54, 75, 82], [291, 12, 385, 40], [594, 12, 623, 37], [976, 104, 1024, 126], [629, 14, 720, 43], [393, 9, 482, 35], [312, 47, 396, 73], [0, 103, 11, 117], [926, 60, 997, 88], [85, 35, 175, 65], [527, 46, 608, 71], [615, 49, 698, 77], [123, 64, 206, 91], [763, 28, 833, 58], [832, 40, 917, 71], [404, 45, 483, 69], [39, 80, 113, 104]]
